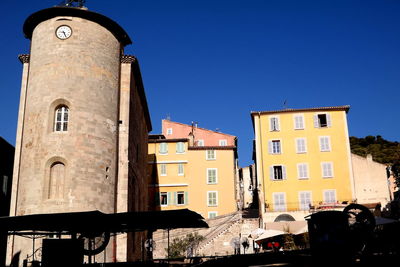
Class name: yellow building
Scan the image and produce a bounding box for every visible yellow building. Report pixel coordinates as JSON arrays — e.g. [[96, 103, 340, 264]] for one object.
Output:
[[148, 121, 238, 219], [251, 106, 355, 222]]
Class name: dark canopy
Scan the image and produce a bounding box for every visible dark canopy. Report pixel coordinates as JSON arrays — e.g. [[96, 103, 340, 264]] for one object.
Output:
[[0, 209, 208, 235]]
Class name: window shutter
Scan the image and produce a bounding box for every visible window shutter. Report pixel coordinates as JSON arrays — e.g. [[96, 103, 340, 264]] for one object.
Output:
[[327, 114, 332, 127], [174, 192, 177, 205], [313, 115, 319, 128], [166, 192, 171, 205], [268, 141, 273, 154], [276, 118, 280, 131], [185, 192, 188, 205], [282, 165, 287, 179], [269, 166, 274, 180], [269, 118, 273, 131]]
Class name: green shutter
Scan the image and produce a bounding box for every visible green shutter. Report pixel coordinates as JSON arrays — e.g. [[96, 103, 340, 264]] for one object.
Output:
[[185, 192, 188, 205], [167, 192, 171, 206]]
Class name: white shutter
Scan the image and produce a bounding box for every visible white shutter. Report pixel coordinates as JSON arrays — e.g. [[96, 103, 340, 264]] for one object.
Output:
[[167, 192, 171, 206], [313, 115, 319, 128], [282, 165, 287, 179], [327, 114, 332, 127], [276, 118, 280, 131], [270, 166, 274, 180], [268, 141, 273, 154]]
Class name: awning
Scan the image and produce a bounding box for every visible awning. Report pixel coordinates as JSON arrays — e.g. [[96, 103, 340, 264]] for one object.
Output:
[[254, 229, 286, 243], [0, 209, 208, 235]]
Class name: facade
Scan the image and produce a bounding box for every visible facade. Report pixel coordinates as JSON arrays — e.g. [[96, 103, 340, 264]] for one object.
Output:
[[352, 153, 391, 206], [148, 120, 238, 219], [0, 137, 14, 266], [8, 6, 151, 264], [251, 106, 354, 223], [238, 164, 258, 210]]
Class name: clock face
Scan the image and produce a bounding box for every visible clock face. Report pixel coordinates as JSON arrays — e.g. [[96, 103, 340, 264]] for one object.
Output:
[[56, 25, 72, 40]]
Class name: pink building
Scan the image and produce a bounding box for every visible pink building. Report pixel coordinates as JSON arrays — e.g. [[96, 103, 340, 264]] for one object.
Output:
[[162, 120, 236, 147]]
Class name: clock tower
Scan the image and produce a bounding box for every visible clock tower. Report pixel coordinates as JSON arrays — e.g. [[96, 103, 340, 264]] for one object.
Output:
[[9, 3, 152, 264]]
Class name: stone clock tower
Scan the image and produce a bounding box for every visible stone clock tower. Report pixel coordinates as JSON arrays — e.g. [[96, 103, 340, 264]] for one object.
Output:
[[9, 3, 152, 264]]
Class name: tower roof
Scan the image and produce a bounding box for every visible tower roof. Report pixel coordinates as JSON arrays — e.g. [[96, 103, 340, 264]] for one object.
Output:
[[23, 7, 132, 46]]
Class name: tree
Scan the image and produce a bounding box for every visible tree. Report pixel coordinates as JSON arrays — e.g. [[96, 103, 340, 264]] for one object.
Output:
[[165, 233, 205, 259]]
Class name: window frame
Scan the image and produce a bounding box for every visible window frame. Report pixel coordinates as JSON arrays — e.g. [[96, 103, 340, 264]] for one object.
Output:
[[166, 128, 173, 135], [295, 138, 307, 153], [269, 165, 287, 180], [268, 139, 282, 154], [297, 163, 309, 179], [299, 191, 312, 210], [273, 192, 286, 211], [160, 192, 169, 206], [54, 105, 69, 132], [176, 191, 185, 206], [207, 168, 218, 184], [269, 116, 280, 131], [314, 113, 332, 128], [319, 136, 331, 152], [208, 211, 218, 219], [206, 150, 216, 160], [323, 189, 337, 204], [207, 191, 218, 207], [219, 139, 228, 146], [176, 142, 185, 154], [293, 114, 305, 130], [160, 164, 167, 176], [321, 162, 334, 178]]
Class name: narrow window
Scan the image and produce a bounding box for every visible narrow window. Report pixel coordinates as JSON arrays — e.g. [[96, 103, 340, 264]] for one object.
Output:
[[160, 164, 167, 176], [273, 192, 286, 211], [176, 142, 185, 153], [294, 114, 305, 130], [208, 212, 218, 219], [160, 192, 168, 206], [296, 138, 307, 153], [323, 190, 336, 204], [314, 113, 331, 128], [49, 162, 65, 199], [159, 143, 168, 154], [269, 140, 281, 154], [299, 191, 312, 210], [219, 139, 227, 146], [269, 116, 280, 131], [322, 162, 334, 178], [176, 191, 185, 205], [270, 165, 286, 180], [207, 168, 217, 184], [206, 150, 216, 160], [54, 105, 69, 132], [297, 163, 309, 179], [178, 164, 184, 176], [197, 139, 204, 146], [166, 128, 173, 135], [319, 136, 331, 152], [207, 191, 218, 206]]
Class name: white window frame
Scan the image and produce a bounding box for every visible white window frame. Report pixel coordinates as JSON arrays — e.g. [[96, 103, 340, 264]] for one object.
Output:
[[160, 164, 167, 176], [160, 192, 169, 206], [269, 165, 287, 180], [166, 128, 173, 135], [269, 116, 280, 131], [176, 191, 185, 206], [299, 191, 312, 210], [159, 142, 168, 154], [268, 139, 282, 154], [314, 113, 332, 128], [273, 192, 286, 211], [176, 142, 185, 154], [219, 139, 228, 146], [293, 114, 305, 130], [296, 138, 307, 153], [321, 162, 334, 178], [197, 139, 204, 146], [207, 191, 218, 207], [323, 189, 337, 204], [319, 136, 331, 152], [54, 106, 69, 132], [206, 150, 216, 160], [297, 163, 309, 179], [207, 168, 218, 184], [178, 163, 184, 176], [208, 211, 218, 219]]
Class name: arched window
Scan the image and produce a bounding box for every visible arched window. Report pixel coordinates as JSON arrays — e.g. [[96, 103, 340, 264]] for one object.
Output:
[[49, 162, 65, 199], [54, 105, 69, 132]]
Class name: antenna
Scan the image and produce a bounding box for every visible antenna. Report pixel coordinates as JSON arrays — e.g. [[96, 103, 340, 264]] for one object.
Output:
[[59, 0, 86, 8], [166, 114, 171, 120], [283, 99, 288, 109]]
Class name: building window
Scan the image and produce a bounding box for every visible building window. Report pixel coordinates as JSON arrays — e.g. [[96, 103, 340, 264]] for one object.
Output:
[[207, 168, 218, 184], [269, 116, 280, 131], [323, 189, 336, 204], [269, 165, 286, 180], [167, 128, 173, 135], [219, 139, 227, 146], [160, 192, 169, 206], [299, 191, 312, 210], [206, 150, 216, 160], [297, 163, 309, 179], [176, 191, 185, 205], [178, 164, 184, 176], [208, 212, 218, 219], [314, 113, 331, 128], [176, 142, 185, 153], [159, 142, 168, 154], [269, 140, 281, 154], [296, 138, 307, 153], [160, 164, 167, 176], [54, 105, 69, 132], [49, 162, 65, 199], [321, 162, 334, 178], [273, 192, 286, 211], [319, 136, 331, 152], [197, 139, 204, 146], [207, 191, 218, 206], [294, 114, 305, 130]]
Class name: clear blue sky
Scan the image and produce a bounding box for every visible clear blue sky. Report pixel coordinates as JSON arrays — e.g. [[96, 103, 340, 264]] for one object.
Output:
[[0, 0, 399, 167]]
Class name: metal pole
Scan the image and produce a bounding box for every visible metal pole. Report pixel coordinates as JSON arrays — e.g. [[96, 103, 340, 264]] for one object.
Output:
[[32, 233, 35, 263]]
